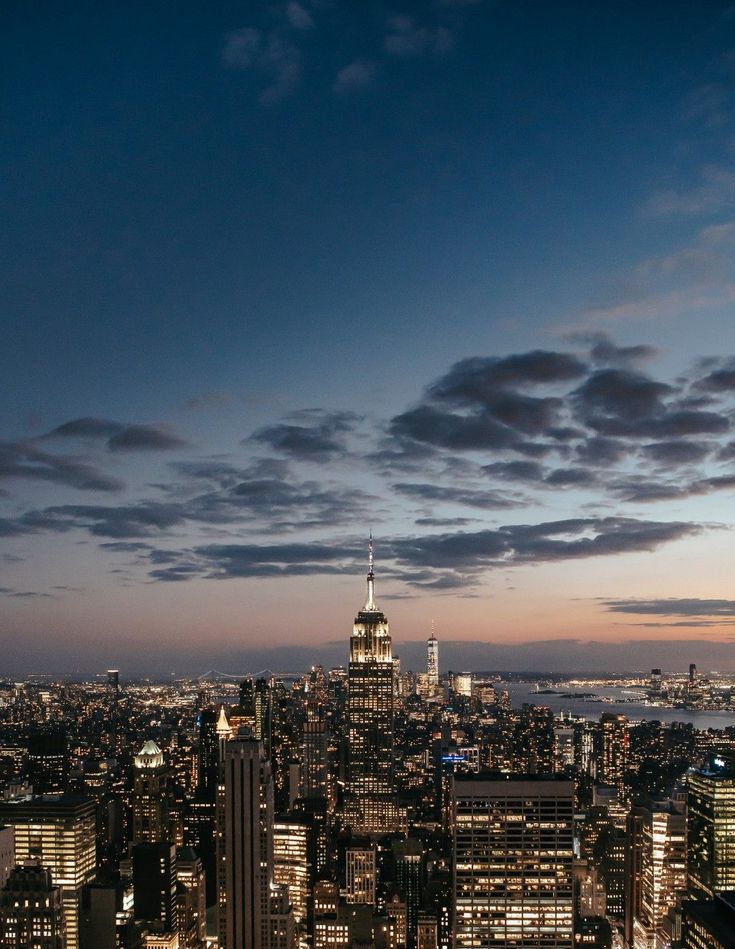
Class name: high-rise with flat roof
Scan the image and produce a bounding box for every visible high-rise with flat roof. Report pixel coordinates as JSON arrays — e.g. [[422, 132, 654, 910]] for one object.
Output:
[[688, 764, 735, 898], [0, 795, 96, 949], [453, 774, 574, 948]]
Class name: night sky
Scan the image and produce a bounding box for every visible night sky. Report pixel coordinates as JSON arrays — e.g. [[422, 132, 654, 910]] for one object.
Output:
[[4, 1, 735, 675]]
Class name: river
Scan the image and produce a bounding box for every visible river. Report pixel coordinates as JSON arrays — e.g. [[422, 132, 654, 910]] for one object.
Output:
[[499, 681, 735, 731]]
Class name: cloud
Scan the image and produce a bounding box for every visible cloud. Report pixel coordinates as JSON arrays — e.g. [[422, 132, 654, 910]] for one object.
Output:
[[430, 351, 587, 402], [484, 460, 546, 482], [0, 441, 123, 492], [573, 369, 671, 419], [333, 60, 377, 95], [392, 482, 520, 509], [389, 517, 700, 576], [222, 27, 301, 102], [601, 598, 735, 617], [285, 2, 313, 30], [42, 417, 187, 452], [251, 410, 358, 461], [384, 15, 454, 56], [645, 165, 735, 217], [641, 440, 713, 465]]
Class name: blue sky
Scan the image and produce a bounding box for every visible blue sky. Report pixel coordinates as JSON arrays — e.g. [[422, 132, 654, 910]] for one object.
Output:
[[4, 1, 735, 674]]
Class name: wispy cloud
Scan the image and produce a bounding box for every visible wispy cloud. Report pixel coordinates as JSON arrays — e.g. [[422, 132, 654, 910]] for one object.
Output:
[[333, 60, 378, 95]]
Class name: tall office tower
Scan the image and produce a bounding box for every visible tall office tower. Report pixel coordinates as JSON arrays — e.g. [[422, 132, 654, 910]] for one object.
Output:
[[688, 763, 735, 897], [650, 669, 662, 693], [217, 735, 273, 949], [176, 848, 207, 949], [133, 842, 178, 934], [254, 678, 273, 751], [197, 708, 219, 798], [453, 775, 574, 948], [681, 893, 735, 949], [346, 846, 377, 904], [301, 717, 329, 803], [0, 862, 66, 949], [599, 713, 629, 800], [689, 663, 697, 684], [107, 669, 119, 698], [273, 817, 310, 924], [293, 796, 328, 879], [27, 728, 68, 794], [427, 633, 439, 687], [517, 704, 555, 774], [0, 795, 96, 949], [393, 838, 425, 944], [0, 825, 14, 890], [631, 800, 687, 949], [347, 539, 397, 834], [79, 880, 136, 949], [132, 741, 171, 844]]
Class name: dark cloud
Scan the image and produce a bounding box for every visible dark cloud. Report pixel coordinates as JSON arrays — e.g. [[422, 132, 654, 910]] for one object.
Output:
[[414, 517, 476, 527], [574, 437, 629, 466], [586, 410, 729, 439], [22, 503, 188, 538], [392, 482, 519, 509], [602, 598, 735, 617], [573, 369, 671, 418], [588, 336, 658, 366], [483, 460, 545, 482], [43, 417, 122, 438], [42, 417, 187, 452], [389, 405, 521, 451], [694, 358, 735, 393], [429, 351, 587, 405], [389, 517, 698, 575], [642, 440, 713, 464], [251, 410, 358, 461], [108, 425, 187, 452], [0, 441, 123, 492], [544, 467, 598, 486]]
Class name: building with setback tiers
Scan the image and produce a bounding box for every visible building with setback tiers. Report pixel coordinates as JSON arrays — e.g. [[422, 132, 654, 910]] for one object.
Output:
[[346, 539, 399, 835]]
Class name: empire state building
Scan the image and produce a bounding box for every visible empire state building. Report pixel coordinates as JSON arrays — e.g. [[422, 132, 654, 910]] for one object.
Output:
[[346, 539, 400, 834]]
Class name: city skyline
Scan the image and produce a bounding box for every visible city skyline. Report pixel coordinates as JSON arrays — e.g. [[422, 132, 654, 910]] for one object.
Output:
[[5, 2, 735, 672]]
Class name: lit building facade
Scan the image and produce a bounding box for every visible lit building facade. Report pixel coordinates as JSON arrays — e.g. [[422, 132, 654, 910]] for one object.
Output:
[[599, 714, 629, 801], [347, 540, 397, 834], [346, 846, 377, 905], [0, 863, 65, 949], [453, 775, 574, 948], [0, 795, 96, 949], [688, 765, 735, 898], [132, 740, 171, 844], [273, 817, 309, 924], [427, 635, 439, 687]]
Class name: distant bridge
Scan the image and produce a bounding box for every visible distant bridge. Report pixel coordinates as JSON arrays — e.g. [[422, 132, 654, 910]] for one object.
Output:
[[195, 669, 305, 682]]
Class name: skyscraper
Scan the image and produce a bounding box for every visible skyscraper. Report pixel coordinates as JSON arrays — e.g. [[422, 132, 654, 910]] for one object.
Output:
[[599, 713, 629, 801], [0, 795, 96, 949], [346, 539, 397, 834], [427, 632, 439, 687], [133, 841, 178, 934], [217, 734, 294, 949], [688, 763, 735, 898], [132, 740, 171, 844], [453, 774, 574, 948], [631, 799, 687, 949]]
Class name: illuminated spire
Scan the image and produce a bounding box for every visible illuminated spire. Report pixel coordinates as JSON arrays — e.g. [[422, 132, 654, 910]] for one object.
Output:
[[216, 704, 232, 740], [364, 532, 377, 611]]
